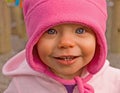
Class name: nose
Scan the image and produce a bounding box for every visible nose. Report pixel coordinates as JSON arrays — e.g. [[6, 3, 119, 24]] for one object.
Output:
[[58, 34, 75, 49]]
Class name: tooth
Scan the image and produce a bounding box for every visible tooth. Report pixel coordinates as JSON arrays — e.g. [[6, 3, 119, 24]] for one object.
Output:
[[59, 56, 74, 61], [64, 58, 67, 61], [64, 57, 67, 61], [64, 57, 71, 61]]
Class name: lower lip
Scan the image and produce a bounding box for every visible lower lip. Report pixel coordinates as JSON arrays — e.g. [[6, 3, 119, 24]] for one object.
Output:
[[55, 58, 78, 65]]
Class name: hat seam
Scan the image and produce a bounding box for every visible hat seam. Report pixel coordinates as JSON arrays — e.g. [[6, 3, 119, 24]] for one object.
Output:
[[24, 0, 47, 20], [87, 0, 107, 17]]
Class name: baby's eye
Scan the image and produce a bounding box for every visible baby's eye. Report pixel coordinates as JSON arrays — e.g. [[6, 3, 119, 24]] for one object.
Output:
[[75, 28, 86, 34], [46, 29, 57, 34]]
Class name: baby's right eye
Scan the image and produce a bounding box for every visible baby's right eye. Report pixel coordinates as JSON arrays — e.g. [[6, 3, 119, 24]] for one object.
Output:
[[46, 29, 57, 34]]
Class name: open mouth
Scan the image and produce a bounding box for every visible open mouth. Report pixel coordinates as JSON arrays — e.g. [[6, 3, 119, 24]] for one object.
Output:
[[53, 56, 80, 65], [55, 56, 78, 61]]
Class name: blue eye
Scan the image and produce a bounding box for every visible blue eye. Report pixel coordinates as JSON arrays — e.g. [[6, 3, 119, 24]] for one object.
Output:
[[47, 29, 57, 34], [75, 28, 85, 34]]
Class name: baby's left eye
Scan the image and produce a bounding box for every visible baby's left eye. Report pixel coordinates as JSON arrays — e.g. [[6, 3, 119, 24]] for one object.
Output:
[[75, 28, 86, 34]]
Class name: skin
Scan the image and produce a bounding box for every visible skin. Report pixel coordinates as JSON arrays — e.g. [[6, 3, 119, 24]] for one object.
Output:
[[37, 23, 96, 79]]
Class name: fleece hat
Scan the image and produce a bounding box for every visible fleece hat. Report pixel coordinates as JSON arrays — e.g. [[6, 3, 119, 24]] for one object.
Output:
[[23, 0, 108, 74]]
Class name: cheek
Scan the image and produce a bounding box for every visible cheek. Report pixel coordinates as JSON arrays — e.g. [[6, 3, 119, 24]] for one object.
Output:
[[82, 38, 96, 61], [37, 39, 54, 59], [37, 40, 56, 68], [37, 44, 50, 66], [37, 41, 48, 57]]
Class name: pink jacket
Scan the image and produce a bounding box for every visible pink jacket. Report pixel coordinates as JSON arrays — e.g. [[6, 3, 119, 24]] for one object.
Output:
[[2, 50, 120, 93]]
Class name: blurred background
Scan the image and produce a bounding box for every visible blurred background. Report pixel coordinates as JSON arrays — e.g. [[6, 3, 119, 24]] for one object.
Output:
[[0, 0, 120, 92]]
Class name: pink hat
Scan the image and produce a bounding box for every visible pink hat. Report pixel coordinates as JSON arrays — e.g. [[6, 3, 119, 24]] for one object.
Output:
[[23, 0, 108, 74]]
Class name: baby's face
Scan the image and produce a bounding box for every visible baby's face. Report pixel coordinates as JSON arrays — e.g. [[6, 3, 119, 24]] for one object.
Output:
[[37, 23, 96, 79]]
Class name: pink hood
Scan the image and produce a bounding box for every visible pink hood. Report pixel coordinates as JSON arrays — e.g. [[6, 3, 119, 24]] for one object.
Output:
[[23, 0, 108, 74], [3, 50, 120, 93]]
